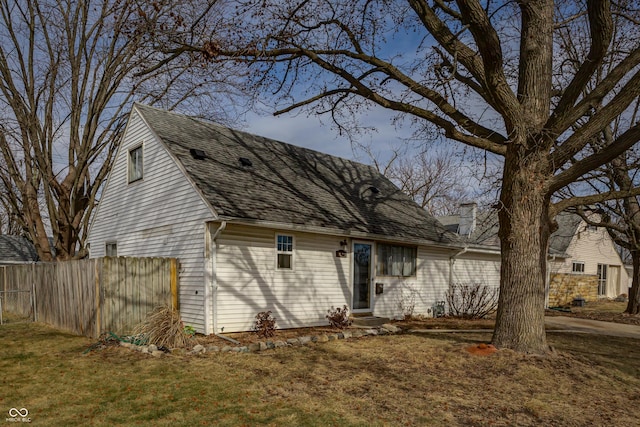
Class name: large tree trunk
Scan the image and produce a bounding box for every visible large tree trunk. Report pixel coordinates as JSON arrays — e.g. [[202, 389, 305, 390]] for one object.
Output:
[[492, 147, 551, 354], [626, 250, 640, 314]]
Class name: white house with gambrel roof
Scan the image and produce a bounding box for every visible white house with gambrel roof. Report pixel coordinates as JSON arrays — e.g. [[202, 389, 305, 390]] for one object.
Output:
[[439, 205, 630, 306], [88, 104, 465, 334]]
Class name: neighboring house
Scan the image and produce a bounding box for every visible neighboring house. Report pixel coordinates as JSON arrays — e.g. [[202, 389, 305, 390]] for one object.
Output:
[[87, 104, 464, 334], [439, 204, 630, 306], [0, 235, 39, 265]]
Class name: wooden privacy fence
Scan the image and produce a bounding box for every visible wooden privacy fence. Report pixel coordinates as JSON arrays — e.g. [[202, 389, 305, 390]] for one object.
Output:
[[0, 257, 178, 338]]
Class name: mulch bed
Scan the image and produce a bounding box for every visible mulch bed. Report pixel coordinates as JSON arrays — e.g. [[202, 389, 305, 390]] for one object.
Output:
[[194, 307, 640, 348]]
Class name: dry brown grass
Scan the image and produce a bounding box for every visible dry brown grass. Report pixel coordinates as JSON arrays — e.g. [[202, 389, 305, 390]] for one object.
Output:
[[2, 321, 640, 426]]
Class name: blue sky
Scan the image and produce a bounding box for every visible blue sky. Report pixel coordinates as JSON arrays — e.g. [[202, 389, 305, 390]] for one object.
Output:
[[244, 106, 408, 165]]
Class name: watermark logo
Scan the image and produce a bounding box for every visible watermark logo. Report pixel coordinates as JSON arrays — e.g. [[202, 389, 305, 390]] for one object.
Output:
[[6, 408, 30, 423]]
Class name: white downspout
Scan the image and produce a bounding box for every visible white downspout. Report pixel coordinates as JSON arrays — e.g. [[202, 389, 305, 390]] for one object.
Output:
[[449, 247, 468, 287], [545, 254, 556, 309], [204, 221, 226, 335]]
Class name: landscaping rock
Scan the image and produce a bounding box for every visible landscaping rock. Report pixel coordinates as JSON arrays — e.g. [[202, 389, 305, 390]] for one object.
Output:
[[248, 343, 261, 352], [151, 350, 164, 358], [148, 344, 158, 352], [192, 344, 205, 353], [141, 346, 150, 354], [287, 338, 300, 346], [259, 342, 268, 351], [327, 334, 338, 341], [221, 346, 232, 352], [341, 331, 352, 339], [365, 329, 378, 336], [207, 345, 220, 352], [299, 336, 312, 345], [382, 324, 401, 333], [317, 334, 329, 343], [275, 341, 287, 348]]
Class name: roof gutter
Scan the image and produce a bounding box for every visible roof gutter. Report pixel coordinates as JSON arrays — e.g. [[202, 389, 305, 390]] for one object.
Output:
[[221, 218, 463, 251], [545, 254, 557, 309]]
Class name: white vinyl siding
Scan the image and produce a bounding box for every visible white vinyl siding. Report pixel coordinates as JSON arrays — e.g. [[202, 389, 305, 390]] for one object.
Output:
[[451, 252, 501, 290], [87, 108, 215, 332], [371, 246, 451, 320], [215, 224, 349, 333], [215, 224, 454, 332]]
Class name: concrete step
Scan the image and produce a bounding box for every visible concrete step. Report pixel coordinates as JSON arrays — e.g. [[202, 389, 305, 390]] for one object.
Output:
[[350, 316, 391, 327]]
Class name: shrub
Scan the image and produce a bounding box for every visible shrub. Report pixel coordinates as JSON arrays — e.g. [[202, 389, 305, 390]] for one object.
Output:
[[132, 305, 196, 349], [253, 311, 277, 338], [397, 285, 418, 319], [445, 283, 498, 319], [326, 305, 352, 329]]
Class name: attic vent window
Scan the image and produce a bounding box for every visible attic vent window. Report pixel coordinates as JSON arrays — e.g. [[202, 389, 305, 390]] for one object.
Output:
[[239, 157, 253, 167], [368, 186, 380, 194], [190, 148, 207, 160]]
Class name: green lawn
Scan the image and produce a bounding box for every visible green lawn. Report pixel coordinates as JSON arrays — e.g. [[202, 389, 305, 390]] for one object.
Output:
[[2, 322, 640, 426]]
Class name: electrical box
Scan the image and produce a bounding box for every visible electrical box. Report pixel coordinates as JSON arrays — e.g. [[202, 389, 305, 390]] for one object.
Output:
[[375, 283, 384, 294]]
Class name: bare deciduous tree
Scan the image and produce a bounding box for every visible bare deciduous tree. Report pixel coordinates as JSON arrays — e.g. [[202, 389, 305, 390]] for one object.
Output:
[[553, 5, 640, 314], [0, 0, 243, 260], [363, 146, 472, 216], [166, 0, 640, 353]]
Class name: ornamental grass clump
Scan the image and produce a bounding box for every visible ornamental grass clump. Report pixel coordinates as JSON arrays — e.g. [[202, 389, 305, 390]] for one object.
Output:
[[132, 305, 196, 349]]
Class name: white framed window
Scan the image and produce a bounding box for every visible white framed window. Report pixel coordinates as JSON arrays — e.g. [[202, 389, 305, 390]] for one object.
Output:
[[276, 234, 293, 270], [572, 261, 585, 273], [105, 242, 117, 257], [376, 243, 417, 277], [597, 264, 607, 296], [128, 145, 143, 183]]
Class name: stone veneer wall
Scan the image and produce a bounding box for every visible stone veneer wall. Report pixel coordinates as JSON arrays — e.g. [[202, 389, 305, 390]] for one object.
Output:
[[548, 273, 598, 307]]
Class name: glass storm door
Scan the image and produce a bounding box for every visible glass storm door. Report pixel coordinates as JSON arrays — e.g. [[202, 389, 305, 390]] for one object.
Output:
[[353, 242, 373, 311]]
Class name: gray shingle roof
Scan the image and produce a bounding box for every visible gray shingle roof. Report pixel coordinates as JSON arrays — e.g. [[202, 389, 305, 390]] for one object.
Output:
[[135, 104, 458, 245], [437, 210, 583, 255], [0, 235, 38, 263]]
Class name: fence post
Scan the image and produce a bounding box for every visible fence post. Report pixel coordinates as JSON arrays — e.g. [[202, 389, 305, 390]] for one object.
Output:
[[32, 281, 37, 323], [1, 265, 4, 325], [170, 259, 178, 310], [95, 259, 101, 338], [31, 263, 37, 323]]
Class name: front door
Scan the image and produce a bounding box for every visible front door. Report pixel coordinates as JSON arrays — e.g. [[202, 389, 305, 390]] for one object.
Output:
[[352, 242, 373, 311]]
